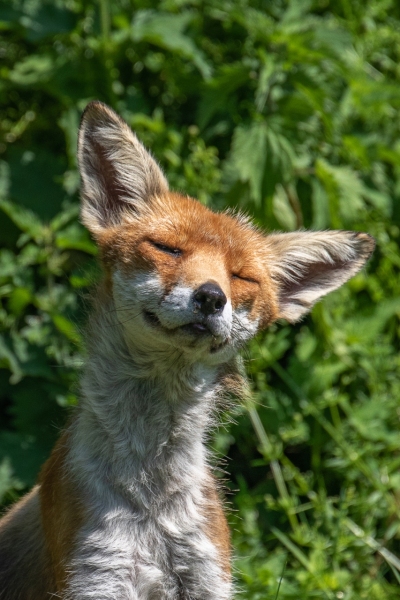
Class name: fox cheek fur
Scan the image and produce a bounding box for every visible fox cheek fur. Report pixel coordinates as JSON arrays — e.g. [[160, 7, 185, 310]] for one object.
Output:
[[0, 101, 375, 600]]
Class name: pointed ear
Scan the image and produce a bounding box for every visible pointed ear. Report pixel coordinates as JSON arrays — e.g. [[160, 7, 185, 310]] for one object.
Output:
[[77, 101, 168, 235], [266, 231, 375, 322]]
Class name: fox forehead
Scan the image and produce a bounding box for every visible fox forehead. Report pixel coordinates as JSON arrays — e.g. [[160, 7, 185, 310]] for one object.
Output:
[[98, 192, 266, 275]]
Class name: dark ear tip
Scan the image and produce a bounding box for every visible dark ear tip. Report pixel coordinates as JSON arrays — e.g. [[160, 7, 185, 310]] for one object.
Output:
[[352, 232, 376, 258], [80, 100, 121, 130]]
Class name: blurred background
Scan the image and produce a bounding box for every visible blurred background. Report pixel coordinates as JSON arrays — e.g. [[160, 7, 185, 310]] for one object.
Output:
[[1, 0, 400, 597]]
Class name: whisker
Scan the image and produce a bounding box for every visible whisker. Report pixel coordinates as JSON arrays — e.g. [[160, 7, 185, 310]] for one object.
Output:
[[105, 304, 140, 314], [105, 310, 144, 327]]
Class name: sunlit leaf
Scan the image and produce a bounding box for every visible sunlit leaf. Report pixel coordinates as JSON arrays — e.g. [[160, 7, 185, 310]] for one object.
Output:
[[8, 54, 54, 85], [224, 122, 268, 204], [131, 11, 212, 79]]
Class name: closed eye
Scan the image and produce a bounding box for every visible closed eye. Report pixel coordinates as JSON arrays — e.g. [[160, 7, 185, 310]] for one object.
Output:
[[150, 241, 182, 257], [232, 274, 259, 284]]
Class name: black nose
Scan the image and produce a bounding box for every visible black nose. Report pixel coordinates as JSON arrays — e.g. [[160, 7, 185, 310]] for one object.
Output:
[[193, 282, 227, 316]]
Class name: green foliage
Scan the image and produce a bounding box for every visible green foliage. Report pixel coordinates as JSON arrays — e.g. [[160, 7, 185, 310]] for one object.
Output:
[[1, 0, 400, 597]]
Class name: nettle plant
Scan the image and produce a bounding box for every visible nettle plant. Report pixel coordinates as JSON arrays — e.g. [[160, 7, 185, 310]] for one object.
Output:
[[0, 0, 400, 598], [0, 178, 96, 500]]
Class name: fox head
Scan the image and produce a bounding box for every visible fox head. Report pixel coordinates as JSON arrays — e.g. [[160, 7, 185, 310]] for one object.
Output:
[[78, 102, 374, 366]]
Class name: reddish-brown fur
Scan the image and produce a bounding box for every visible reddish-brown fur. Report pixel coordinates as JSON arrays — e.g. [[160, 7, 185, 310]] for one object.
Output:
[[39, 432, 84, 594], [201, 478, 232, 577], [0, 488, 55, 600]]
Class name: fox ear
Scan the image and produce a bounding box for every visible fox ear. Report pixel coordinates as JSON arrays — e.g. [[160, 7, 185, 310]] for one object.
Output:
[[266, 231, 375, 322], [78, 101, 168, 235]]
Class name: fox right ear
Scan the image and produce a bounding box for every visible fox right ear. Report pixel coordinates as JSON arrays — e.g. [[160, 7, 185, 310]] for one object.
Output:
[[266, 230, 375, 322], [78, 101, 168, 235]]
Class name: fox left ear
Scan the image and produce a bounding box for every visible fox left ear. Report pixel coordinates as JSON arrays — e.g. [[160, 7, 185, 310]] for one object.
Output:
[[266, 230, 375, 322], [78, 101, 168, 236]]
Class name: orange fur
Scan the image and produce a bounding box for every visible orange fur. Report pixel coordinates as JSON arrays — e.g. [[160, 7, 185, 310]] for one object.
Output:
[[38, 432, 84, 594], [202, 476, 232, 577]]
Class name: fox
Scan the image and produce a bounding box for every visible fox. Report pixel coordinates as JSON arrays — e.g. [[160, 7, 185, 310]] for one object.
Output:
[[0, 101, 375, 600]]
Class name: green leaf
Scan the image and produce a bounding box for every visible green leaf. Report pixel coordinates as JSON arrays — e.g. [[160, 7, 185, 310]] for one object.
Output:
[[0, 431, 50, 488], [315, 159, 365, 226], [0, 335, 22, 383], [272, 184, 296, 230], [255, 53, 276, 113], [224, 122, 268, 204], [8, 287, 32, 316], [0, 458, 23, 503], [58, 107, 79, 166], [22, 3, 76, 42], [131, 11, 212, 79], [198, 63, 250, 128], [0, 160, 10, 201], [50, 204, 80, 232], [344, 297, 400, 344], [311, 178, 330, 229], [0, 198, 45, 242], [52, 314, 82, 346], [271, 527, 312, 572], [55, 223, 97, 255], [8, 54, 54, 85]]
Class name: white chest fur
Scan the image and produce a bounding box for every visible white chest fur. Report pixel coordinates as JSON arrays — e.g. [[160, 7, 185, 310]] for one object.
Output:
[[64, 306, 232, 600], [66, 483, 231, 600]]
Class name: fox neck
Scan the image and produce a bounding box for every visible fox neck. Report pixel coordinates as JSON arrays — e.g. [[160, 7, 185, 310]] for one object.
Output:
[[69, 288, 221, 507]]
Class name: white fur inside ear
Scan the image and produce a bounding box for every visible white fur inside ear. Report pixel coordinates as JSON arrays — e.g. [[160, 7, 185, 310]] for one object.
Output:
[[267, 230, 375, 322], [78, 101, 168, 234]]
